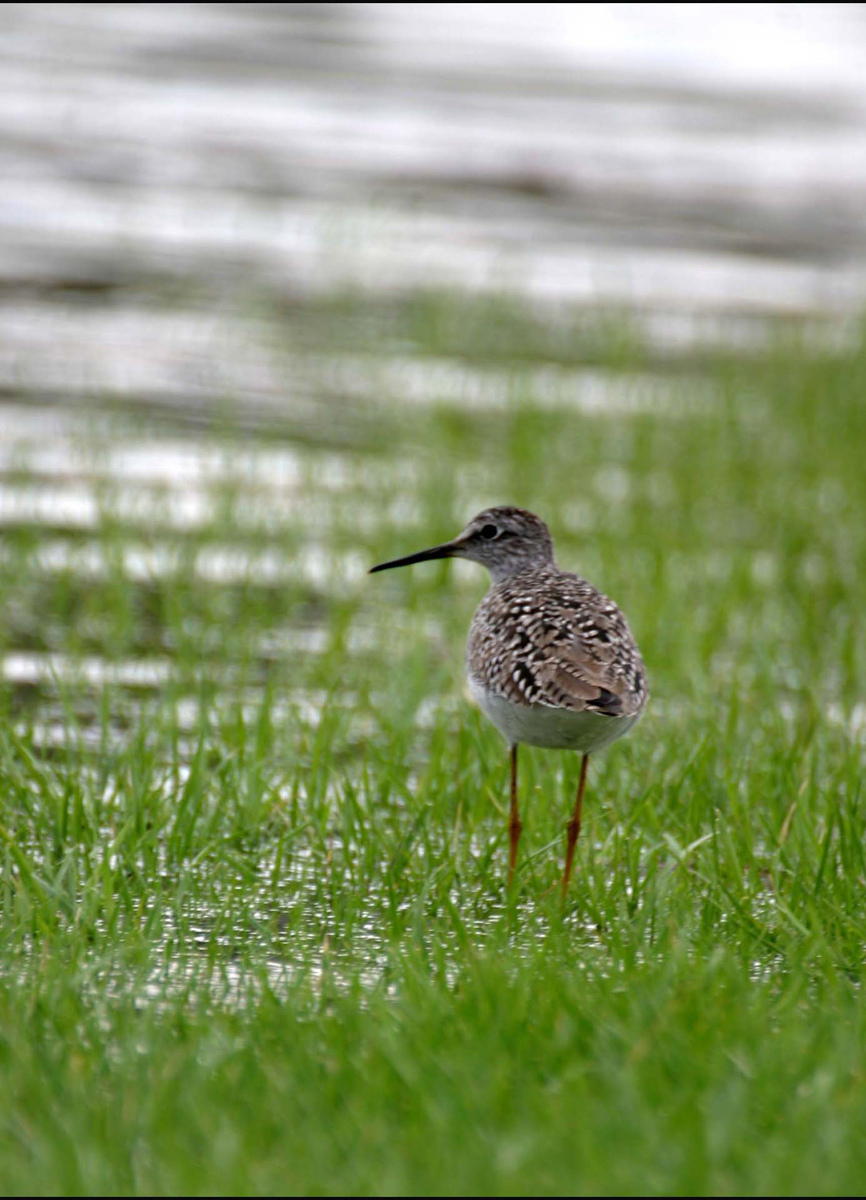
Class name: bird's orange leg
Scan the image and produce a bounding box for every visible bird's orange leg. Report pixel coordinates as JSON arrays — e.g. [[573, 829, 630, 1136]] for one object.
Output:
[[508, 744, 522, 886], [562, 753, 590, 898]]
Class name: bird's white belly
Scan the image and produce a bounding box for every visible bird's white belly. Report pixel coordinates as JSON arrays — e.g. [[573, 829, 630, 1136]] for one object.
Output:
[[468, 675, 639, 752]]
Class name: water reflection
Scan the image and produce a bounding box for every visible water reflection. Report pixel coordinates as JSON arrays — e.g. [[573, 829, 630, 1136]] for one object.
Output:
[[1, 4, 865, 326], [0, 4, 863, 1004]]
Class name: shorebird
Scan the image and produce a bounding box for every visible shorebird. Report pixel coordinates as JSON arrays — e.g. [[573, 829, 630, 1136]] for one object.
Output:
[[370, 507, 647, 896]]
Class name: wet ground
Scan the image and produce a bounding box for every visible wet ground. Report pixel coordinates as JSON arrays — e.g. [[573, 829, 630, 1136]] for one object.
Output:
[[1, 3, 865, 990]]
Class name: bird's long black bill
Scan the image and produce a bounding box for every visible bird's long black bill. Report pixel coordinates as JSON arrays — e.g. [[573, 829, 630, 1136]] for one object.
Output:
[[369, 542, 457, 574]]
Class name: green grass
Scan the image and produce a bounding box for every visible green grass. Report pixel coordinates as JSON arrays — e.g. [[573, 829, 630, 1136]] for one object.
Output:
[[1, 296, 866, 1195]]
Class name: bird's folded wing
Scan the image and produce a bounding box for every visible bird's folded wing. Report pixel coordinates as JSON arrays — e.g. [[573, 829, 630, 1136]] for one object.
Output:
[[533, 641, 632, 716], [467, 569, 647, 718]]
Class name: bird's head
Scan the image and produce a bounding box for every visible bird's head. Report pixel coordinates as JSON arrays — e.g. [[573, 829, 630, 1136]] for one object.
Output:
[[370, 506, 555, 583]]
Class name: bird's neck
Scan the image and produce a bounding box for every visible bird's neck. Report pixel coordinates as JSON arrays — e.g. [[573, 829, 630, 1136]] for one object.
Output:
[[487, 557, 556, 585]]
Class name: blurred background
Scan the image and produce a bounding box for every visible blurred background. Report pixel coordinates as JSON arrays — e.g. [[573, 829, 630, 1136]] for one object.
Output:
[[1, 1, 865, 752], [4, 3, 866, 410], [5, 4, 863, 333]]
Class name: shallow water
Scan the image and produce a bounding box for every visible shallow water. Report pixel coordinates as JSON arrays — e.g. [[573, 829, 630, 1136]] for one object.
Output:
[[1, 4, 864, 999], [2, 5, 866, 323]]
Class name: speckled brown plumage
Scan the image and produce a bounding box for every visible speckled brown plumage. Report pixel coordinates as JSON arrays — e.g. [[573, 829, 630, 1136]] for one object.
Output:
[[466, 564, 647, 719], [369, 504, 648, 896]]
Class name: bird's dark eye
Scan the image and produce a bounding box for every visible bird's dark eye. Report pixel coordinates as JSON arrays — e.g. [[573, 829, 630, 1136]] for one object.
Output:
[[480, 524, 498, 540]]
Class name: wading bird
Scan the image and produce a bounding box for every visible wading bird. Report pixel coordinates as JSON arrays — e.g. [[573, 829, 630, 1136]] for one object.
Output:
[[370, 507, 647, 896]]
